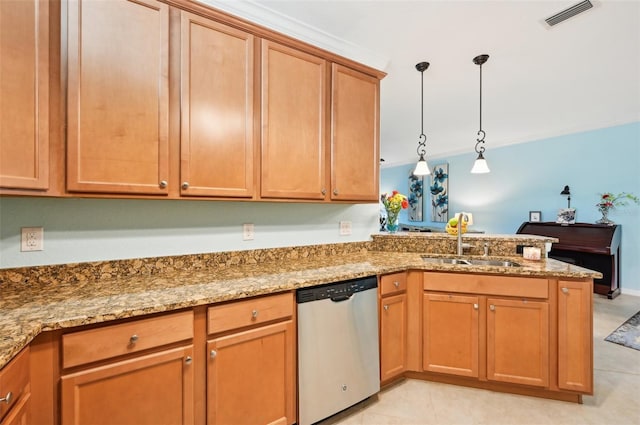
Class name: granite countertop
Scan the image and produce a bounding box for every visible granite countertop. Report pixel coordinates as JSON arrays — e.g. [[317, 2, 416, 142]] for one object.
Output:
[[0, 248, 602, 370]]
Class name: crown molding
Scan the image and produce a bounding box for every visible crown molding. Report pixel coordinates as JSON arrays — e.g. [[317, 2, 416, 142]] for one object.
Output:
[[196, 0, 389, 71]]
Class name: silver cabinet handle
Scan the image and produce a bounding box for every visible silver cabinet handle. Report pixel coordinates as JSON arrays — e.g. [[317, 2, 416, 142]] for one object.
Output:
[[185, 356, 192, 365], [159, 180, 168, 188], [210, 350, 217, 359], [181, 182, 189, 190], [333, 189, 339, 196], [473, 303, 479, 310], [489, 305, 495, 311], [0, 392, 12, 404], [383, 305, 389, 311], [393, 281, 399, 288], [252, 309, 258, 319], [130, 334, 139, 344], [561, 287, 569, 294], [321, 188, 326, 195]]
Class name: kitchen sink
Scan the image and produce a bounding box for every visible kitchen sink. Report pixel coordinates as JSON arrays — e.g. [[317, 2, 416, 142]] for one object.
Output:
[[421, 256, 521, 268]]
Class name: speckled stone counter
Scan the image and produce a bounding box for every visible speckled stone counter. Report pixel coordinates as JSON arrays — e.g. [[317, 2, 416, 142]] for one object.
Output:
[[0, 237, 601, 369]]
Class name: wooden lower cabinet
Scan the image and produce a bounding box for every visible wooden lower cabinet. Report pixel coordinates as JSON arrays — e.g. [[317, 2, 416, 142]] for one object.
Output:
[[206, 292, 296, 425], [61, 345, 194, 425], [207, 321, 295, 425], [423, 293, 479, 378], [380, 293, 407, 382], [486, 298, 549, 387], [557, 280, 593, 393], [422, 292, 549, 387], [0, 392, 30, 425], [0, 348, 30, 425]]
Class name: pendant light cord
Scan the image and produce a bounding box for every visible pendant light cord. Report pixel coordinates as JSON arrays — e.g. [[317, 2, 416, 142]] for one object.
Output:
[[473, 55, 489, 154], [416, 62, 429, 157]]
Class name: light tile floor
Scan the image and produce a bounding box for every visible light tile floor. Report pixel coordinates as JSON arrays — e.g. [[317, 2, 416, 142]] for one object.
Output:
[[321, 294, 640, 425]]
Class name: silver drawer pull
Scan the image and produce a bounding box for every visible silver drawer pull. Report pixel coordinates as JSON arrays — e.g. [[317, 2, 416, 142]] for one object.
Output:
[[210, 350, 217, 359], [561, 287, 569, 294], [185, 356, 192, 365], [383, 305, 389, 311], [159, 180, 168, 188], [252, 309, 258, 319], [489, 304, 495, 311], [130, 334, 139, 344], [393, 281, 399, 288], [473, 303, 479, 310], [182, 182, 189, 190], [0, 392, 12, 404]]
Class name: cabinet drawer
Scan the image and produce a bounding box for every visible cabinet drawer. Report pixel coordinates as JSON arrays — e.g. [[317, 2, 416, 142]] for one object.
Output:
[[0, 348, 30, 422], [208, 292, 293, 335], [380, 272, 407, 295], [62, 310, 193, 369], [424, 272, 548, 299]]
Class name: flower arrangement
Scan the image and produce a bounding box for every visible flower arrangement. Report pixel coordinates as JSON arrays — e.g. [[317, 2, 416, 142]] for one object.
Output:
[[381, 190, 408, 232], [596, 192, 639, 224]]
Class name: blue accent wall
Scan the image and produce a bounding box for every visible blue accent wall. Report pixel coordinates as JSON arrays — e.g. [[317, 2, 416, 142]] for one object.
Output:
[[382, 122, 640, 294]]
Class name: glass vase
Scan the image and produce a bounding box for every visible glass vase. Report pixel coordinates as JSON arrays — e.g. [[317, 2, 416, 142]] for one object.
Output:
[[386, 209, 399, 233], [596, 207, 614, 225]]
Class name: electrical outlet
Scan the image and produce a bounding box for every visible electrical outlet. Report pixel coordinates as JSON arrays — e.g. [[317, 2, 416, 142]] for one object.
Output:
[[243, 223, 254, 241], [339, 221, 352, 236], [21, 227, 44, 251]]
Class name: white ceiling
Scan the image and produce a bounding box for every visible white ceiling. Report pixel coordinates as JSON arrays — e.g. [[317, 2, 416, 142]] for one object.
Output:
[[203, 0, 640, 167]]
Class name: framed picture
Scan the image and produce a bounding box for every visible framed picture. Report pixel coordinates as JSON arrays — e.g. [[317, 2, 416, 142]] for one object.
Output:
[[408, 173, 423, 221], [429, 164, 449, 223], [529, 211, 541, 222], [556, 208, 576, 225]]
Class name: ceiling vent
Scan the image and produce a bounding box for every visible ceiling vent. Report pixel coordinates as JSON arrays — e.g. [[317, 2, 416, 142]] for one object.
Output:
[[545, 0, 593, 26]]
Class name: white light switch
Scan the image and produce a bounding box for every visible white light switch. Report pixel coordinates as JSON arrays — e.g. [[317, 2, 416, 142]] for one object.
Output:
[[21, 227, 44, 251], [339, 221, 352, 236], [243, 223, 254, 241]]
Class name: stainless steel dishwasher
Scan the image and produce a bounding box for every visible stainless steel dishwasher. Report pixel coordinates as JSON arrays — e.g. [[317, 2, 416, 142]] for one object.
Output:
[[297, 276, 380, 425]]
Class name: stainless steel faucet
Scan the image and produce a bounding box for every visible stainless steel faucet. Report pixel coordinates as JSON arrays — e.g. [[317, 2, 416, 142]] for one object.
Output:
[[457, 212, 469, 256]]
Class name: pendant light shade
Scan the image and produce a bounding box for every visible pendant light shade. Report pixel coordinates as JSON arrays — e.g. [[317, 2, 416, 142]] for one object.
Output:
[[413, 61, 431, 176], [471, 54, 490, 174]]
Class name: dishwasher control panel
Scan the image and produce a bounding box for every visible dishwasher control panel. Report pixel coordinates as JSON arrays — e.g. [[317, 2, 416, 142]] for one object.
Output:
[[296, 275, 377, 303]]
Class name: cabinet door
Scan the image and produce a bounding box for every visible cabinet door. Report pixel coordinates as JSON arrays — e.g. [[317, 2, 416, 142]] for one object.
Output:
[[180, 12, 255, 198], [557, 280, 593, 393], [0, 392, 30, 425], [60, 346, 194, 425], [261, 40, 327, 200], [330, 64, 379, 201], [66, 0, 169, 195], [207, 321, 295, 425], [487, 298, 549, 387], [380, 293, 407, 382], [423, 293, 479, 378], [0, 0, 49, 190]]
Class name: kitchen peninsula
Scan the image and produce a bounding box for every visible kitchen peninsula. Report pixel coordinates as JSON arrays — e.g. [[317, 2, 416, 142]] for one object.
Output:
[[0, 232, 600, 424]]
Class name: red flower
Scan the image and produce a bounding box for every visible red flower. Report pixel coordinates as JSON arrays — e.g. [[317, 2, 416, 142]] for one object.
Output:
[[401, 199, 409, 209], [392, 190, 398, 196]]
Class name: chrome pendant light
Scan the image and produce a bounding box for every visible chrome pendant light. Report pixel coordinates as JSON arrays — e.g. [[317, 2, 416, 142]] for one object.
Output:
[[413, 61, 431, 176], [471, 54, 490, 174]]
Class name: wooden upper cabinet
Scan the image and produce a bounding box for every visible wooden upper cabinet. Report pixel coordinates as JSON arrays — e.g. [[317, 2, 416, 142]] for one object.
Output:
[[180, 12, 256, 198], [0, 0, 49, 190], [330, 64, 379, 201], [66, 0, 169, 195], [261, 40, 327, 200]]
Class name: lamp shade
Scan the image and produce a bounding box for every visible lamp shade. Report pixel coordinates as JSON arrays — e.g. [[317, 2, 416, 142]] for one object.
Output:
[[413, 156, 431, 176], [470, 153, 490, 174]]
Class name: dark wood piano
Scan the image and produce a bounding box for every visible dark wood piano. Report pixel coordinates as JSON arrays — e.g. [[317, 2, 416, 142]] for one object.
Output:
[[517, 222, 621, 299]]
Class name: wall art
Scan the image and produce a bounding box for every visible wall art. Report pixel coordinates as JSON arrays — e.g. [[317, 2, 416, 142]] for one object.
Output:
[[430, 164, 449, 223], [408, 173, 423, 221]]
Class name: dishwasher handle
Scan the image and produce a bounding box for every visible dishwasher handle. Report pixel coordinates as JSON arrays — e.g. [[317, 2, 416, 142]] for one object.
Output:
[[330, 294, 352, 302]]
